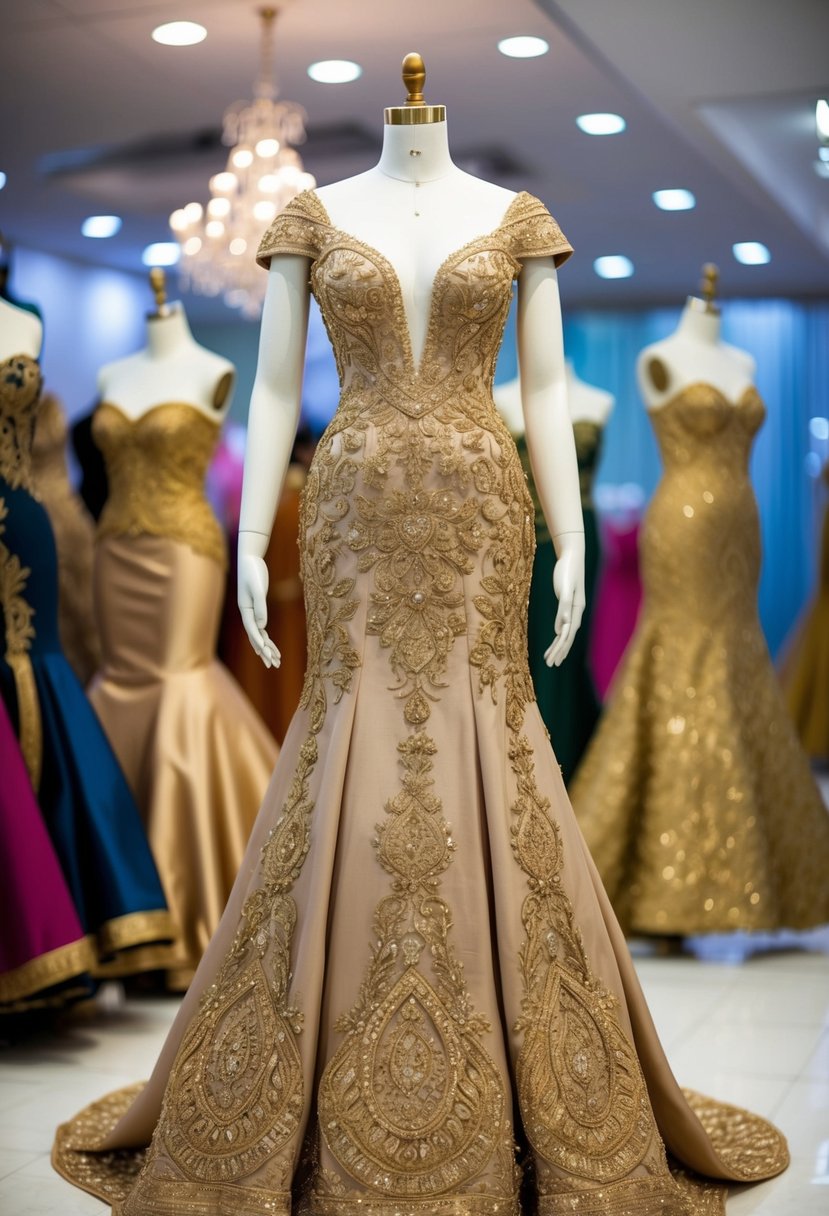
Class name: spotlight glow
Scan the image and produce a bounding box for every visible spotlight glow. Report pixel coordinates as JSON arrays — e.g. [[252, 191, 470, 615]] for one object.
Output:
[[0, 172, 6, 191], [253, 200, 278, 222], [210, 171, 238, 194], [81, 215, 122, 238], [231, 148, 254, 169], [652, 189, 696, 211], [497, 36, 549, 59], [229, 238, 247, 256], [255, 138, 280, 159], [151, 21, 206, 46], [142, 242, 180, 267], [816, 99, 829, 141], [307, 59, 362, 83], [576, 112, 626, 135], [594, 255, 634, 279], [809, 416, 829, 441], [733, 241, 771, 265]]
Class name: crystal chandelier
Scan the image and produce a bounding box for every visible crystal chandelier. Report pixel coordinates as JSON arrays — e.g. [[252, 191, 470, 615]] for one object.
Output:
[[169, 7, 315, 318]]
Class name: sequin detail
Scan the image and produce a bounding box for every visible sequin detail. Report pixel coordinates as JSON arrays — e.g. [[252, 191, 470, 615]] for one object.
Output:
[[571, 383, 829, 933]]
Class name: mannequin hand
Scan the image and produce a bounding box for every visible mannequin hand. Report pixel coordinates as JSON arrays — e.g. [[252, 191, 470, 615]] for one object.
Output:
[[544, 536, 586, 668], [238, 552, 281, 669]]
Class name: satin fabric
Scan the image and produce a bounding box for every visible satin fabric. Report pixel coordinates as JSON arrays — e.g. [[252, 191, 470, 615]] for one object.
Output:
[[588, 517, 643, 699], [0, 697, 96, 1010], [90, 533, 278, 988]]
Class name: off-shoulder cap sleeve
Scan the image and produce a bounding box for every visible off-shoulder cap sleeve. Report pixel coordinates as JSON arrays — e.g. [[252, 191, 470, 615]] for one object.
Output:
[[255, 189, 329, 269], [502, 191, 573, 268]]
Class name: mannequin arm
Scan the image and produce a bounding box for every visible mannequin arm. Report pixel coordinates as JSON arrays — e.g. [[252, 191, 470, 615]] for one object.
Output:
[[517, 258, 585, 667], [237, 256, 311, 667]]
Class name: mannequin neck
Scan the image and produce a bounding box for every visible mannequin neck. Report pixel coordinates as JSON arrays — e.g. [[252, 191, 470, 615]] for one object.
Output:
[[145, 303, 196, 358], [565, 359, 584, 387], [676, 297, 721, 346], [376, 119, 456, 183]]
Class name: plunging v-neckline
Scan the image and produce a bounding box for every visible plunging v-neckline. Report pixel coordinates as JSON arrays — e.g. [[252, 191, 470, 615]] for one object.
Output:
[[309, 187, 526, 379]]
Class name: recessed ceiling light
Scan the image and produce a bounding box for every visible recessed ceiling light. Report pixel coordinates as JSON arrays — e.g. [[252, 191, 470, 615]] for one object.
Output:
[[142, 242, 181, 267], [576, 112, 626, 136], [497, 36, 549, 59], [152, 21, 206, 46], [733, 241, 770, 265], [815, 159, 829, 179], [307, 59, 362, 83], [652, 188, 696, 211], [81, 215, 122, 238], [816, 99, 829, 141], [0, 172, 6, 191], [594, 255, 634, 279]]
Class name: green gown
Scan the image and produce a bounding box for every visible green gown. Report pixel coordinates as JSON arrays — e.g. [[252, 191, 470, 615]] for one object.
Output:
[[517, 419, 603, 784]]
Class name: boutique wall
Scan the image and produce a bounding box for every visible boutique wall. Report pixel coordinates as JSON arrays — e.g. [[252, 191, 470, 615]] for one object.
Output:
[[11, 245, 827, 656]]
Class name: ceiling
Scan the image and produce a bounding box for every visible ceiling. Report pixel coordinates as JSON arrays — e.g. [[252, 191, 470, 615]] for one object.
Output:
[[1, 0, 827, 322]]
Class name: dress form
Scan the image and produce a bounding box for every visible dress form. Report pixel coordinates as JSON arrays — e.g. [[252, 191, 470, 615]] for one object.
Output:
[[0, 295, 42, 360], [97, 271, 235, 421], [638, 265, 754, 408], [239, 54, 585, 671]]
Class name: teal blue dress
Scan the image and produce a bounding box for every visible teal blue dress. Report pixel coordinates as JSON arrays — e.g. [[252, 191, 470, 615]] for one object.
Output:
[[517, 420, 603, 785], [0, 353, 174, 971]]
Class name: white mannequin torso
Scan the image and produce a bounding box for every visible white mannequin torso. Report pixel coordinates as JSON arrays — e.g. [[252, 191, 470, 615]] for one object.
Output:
[[638, 298, 755, 411], [316, 123, 515, 367], [0, 296, 43, 361], [97, 304, 235, 422], [493, 364, 614, 438]]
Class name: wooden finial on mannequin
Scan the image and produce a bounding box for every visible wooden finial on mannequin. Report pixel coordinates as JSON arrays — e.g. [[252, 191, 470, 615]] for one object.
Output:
[[384, 52, 446, 125], [148, 267, 170, 319], [700, 262, 720, 315]]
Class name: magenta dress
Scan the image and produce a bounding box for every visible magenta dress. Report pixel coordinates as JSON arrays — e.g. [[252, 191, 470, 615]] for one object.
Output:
[[0, 698, 96, 1010], [588, 516, 643, 698]]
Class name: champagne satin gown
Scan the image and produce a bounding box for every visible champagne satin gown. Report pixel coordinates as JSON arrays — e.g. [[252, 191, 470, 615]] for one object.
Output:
[[54, 192, 788, 1215], [571, 384, 829, 935], [89, 401, 279, 987]]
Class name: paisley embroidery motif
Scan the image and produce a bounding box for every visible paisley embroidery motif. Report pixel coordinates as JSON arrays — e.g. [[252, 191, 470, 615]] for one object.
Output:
[[159, 737, 318, 1181], [318, 732, 512, 1199], [0, 354, 42, 492], [508, 735, 657, 1182]]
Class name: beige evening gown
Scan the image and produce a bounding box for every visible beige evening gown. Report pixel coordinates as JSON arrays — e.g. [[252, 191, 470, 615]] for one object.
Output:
[[88, 401, 278, 987], [54, 191, 788, 1215], [570, 385, 829, 935]]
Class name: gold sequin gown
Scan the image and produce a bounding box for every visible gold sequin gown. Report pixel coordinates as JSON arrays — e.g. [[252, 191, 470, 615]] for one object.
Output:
[[571, 384, 829, 935], [88, 402, 279, 987], [53, 193, 788, 1215]]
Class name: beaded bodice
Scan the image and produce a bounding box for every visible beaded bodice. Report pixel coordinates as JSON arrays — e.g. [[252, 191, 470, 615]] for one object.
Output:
[[0, 353, 43, 491], [93, 402, 226, 567]]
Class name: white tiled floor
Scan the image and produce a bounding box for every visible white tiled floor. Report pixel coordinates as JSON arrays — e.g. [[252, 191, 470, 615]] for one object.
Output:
[[1, 933, 828, 1214]]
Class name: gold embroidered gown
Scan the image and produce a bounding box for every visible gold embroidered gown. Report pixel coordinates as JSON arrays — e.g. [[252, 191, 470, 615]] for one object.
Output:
[[88, 402, 279, 987], [53, 192, 788, 1215], [571, 384, 829, 935]]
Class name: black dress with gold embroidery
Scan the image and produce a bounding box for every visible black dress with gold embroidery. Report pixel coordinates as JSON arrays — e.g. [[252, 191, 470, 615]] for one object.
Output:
[[54, 192, 787, 1215]]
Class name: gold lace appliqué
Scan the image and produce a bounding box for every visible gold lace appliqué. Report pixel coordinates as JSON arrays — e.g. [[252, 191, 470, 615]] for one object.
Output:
[[155, 737, 318, 1183], [0, 354, 42, 492], [317, 732, 514, 1201], [508, 734, 657, 1183], [94, 402, 227, 568], [0, 498, 42, 789]]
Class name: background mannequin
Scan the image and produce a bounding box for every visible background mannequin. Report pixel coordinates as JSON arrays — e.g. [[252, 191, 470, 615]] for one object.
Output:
[[495, 363, 612, 782], [572, 265, 829, 939], [98, 272, 234, 421], [0, 296, 175, 980], [89, 271, 277, 989]]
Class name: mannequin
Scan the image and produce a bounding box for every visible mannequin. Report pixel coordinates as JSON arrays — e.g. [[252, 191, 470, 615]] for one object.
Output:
[[89, 270, 276, 988], [0, 294, 41, 361], [53, 68, 790, 1216], [494, 363, 612, 780], [239, 56, 585, 672], [638, 264, 754, 408], [0, 296, 175, 979], [97, 269, 235, 420], [572, 263, 829, 938]]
